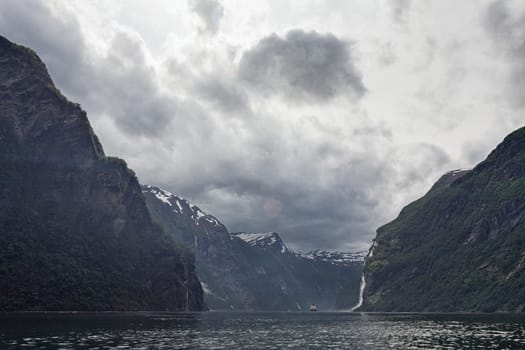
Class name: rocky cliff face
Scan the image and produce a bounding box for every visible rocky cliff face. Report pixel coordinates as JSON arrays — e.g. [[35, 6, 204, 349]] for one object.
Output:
[[143, 185, 364, 310], [142, 185, 251, 309], [362, 126, 525, 312], [0, 36, 204, 311]]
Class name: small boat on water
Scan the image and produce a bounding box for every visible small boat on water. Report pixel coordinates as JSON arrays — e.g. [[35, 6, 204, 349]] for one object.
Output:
[[309, 304, 317, 312]]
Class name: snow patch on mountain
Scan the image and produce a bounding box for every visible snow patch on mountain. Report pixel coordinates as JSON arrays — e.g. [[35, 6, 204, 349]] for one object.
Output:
[[236, 232, 277, 245], [233, 232, 290, 253], [299, 250, 367, 265], [233, 231, 364, 265], [145, 185, 173, 207], [142, 185, 222, 228], [175, 200, 184, 213]]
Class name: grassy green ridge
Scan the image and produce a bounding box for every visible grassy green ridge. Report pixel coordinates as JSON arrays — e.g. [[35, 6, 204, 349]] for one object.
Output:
[[363, 126, 525, 312]]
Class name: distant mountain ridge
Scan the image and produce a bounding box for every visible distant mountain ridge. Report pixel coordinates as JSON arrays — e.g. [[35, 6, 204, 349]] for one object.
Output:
[[362, 126, 525, 312], [232, 232, 290, 253], [300, 250, 367, 266], [143, 185, 364, 310], [232, 231, 366, 265]]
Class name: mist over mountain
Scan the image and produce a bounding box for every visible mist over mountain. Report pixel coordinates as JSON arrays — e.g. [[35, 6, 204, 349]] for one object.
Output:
[[143, 185, 364, 310]]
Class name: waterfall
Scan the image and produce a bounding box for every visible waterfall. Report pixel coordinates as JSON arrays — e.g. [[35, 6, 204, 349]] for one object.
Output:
[[348, 239, 375, 312], [350, 273, 366, 311]]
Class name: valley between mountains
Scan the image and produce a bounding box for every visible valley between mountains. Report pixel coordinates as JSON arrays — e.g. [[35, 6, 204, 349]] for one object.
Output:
[[0, 35, 363, 311], [2, 33, 525, 313]]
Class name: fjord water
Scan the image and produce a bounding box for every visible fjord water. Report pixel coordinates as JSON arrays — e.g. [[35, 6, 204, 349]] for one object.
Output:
[[1, 312, 525, 349]]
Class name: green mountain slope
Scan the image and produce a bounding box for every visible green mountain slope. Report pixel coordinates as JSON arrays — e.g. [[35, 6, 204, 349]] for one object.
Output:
[[362, 126, 525, 312]]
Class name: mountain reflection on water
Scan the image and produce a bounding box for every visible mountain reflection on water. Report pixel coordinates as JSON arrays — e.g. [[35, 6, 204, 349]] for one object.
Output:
[[1, 312, 525, 349]]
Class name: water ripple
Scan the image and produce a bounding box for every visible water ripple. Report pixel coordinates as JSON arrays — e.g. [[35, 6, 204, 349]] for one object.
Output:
[[1, 312, 525, 349]]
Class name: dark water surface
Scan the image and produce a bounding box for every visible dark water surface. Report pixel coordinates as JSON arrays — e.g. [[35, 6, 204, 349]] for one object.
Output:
[[1, 311, 525, 349]]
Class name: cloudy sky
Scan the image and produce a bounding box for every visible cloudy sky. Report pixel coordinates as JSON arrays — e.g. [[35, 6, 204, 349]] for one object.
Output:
[[1, 0, 523, 251]]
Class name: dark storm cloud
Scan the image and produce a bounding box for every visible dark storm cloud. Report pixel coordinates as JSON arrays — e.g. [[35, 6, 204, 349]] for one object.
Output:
[[195, 77, 252, 114], [238, 30, 366, 103], [189, 0, 224, 35], [0, 0, 91, 97], [89, 31, 177, 136], [484, 0, 525, 107], [0, 0, 455, 252], [174, 157, 385, 251], [148, 124, 393, 251], [0, 1, 177, 137], [162, 134, 451, 251]]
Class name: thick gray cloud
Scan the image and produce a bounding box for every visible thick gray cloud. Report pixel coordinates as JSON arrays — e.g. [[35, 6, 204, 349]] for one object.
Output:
[[194, 76, 252, 114], [0, 0, 474, 252], [170, 150, 388, 251], [0, 1, 178, 137], [0, 0, 90, 97], [88, 31, 178, 137], [158, 127, 452, 251], [484, 0, 525, 107], [189, 0, 224, 35], [238, 30, 366, 103]]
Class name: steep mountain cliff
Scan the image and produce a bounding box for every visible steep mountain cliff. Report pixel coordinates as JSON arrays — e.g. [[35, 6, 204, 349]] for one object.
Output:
[[0, 36, 204, 311], [362, 126, 525, 312], [143, 185, 364, 310]]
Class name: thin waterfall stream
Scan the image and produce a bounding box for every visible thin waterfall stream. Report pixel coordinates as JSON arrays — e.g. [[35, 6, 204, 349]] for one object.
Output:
[[350, 239, 375, 311], [350, 273, 365, 311]]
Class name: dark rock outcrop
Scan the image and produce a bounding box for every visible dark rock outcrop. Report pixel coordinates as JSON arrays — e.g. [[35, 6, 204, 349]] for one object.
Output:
[[0, 36, 204, 311], [362, 126, 525, 312]]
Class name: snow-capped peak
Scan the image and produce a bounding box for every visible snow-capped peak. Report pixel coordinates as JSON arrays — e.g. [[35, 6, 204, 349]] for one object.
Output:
[[232, 232, 366, 261], [298, 250, 367, 266], [235, 232, 276, 244], [232, 232, 290, 253], [143, 185, 174, 207], [142, 185, 222, 228]]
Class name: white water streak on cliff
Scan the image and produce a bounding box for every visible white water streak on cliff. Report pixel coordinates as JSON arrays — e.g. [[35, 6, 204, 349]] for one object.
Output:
[[350, 273, 366, 311], [350, 239, 376, 311]]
